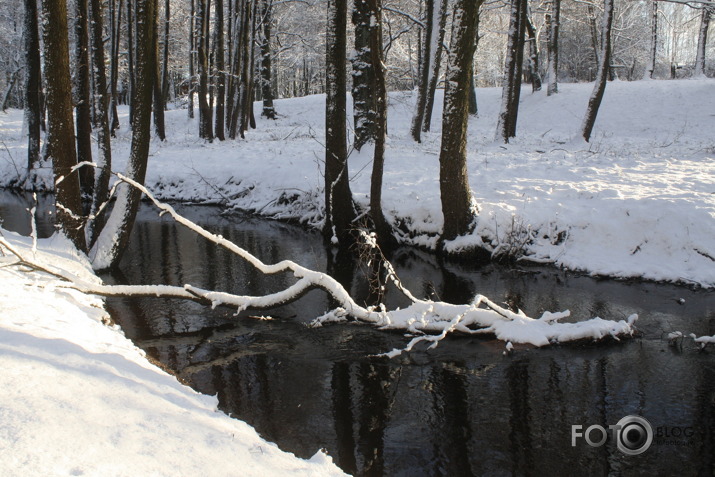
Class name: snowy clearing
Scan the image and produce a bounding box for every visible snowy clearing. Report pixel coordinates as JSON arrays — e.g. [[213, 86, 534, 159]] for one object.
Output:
[[0, 230, 346, 476], [2, 79, 712, 287]]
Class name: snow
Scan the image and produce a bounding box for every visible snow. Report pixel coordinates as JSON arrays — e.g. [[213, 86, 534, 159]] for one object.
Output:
[[0, 230, 346, 477]]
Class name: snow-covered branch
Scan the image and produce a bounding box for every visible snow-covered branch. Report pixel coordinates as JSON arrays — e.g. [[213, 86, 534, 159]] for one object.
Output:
[[0, 172, 643, 355]]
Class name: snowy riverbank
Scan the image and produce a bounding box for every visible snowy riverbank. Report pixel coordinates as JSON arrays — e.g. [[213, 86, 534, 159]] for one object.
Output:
[[1, 79, 714, 287], [0, 230, 346, 476]]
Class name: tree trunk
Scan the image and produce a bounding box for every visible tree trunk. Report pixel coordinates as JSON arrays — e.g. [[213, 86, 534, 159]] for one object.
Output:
[[153, 10, 166, 140], [422, 0, 448, 133], [109, 0, 123, 136], [23, 0, 42, 174], [525, 10, 541, 92], [546, 0, 560, 95], [351, 0, 378, 150], [495, 0, 525, 143], [324, 0, 357, 245], [87, 0, 113, 246], [127, 0, 135, 123], [440, 0, 480, 243], [581, 0, 614, 142], [468, 9, 481, 116], [694, 6, 711, 78], [366, 0, 393, 247], [197, 0, 214, 140], [40, 0, 86, 251], [409, 0, 434, 143], [214, 0, 226, 140], [259, 0, 275, 119], [508, 0, 526, 137], [162, 0, 170, 105], [188, 0, 195, 119], [73, 0, 94, 197], [645, 0, 657, 79], [90, 0, 157, 270]]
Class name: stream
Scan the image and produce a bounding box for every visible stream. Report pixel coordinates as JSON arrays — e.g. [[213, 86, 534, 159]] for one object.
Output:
[[1, 191, 714, 476]]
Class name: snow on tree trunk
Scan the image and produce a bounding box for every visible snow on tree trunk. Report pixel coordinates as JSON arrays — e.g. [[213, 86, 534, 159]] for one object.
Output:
[[324, 0, 357, 245], [546, 0, 560, 95], [581, 0, 614, 143], [694, 6, 711, 78], [40, 0, 87, 252], [351, 0, 378, 151], [525, 11, 541, 92], [439, 0, 479, 243], [90, 0, 157, 270], [87, 0, 113, 246], [23, 0, 42, 175]]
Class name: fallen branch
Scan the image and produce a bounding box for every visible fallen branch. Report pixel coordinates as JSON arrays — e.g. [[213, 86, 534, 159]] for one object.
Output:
[[0, 172, 641, 354]]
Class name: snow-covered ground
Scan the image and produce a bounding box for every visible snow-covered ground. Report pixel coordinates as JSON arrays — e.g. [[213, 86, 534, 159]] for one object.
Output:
[[0, 230, 346, 476], [2, 79, 712, 287]]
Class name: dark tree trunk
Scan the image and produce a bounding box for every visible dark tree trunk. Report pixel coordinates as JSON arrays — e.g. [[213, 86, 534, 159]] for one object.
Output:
[[259, 0, 275, 119], [40, 0, 86, 251], [197, 0, 214, 140], [214, 0, 226, 140], [546, 0, 560, 95], [439, 0, 480, 243], [73, 0, 94, 197], [645, 0, 657, 79], [162, 0, 170, 105], [188, 0, 195, 119], [88, 0, 113, 245], [109, 0, 123, 136], [366, 0, 393, 247], [468, 9, 481, 116], [23, 0, 42, 174], [410, 0, 434, 143], [90, 0, 157, 270], [324, 0, 357, 245], [694, 6, 711, 77], [153, 10, 166, 140], [495, 0, 526, 143], [351, 0, 378, 150], [127, 0, 135, 123], [422, 0, 448, 133], [581, 0, 614, 142]]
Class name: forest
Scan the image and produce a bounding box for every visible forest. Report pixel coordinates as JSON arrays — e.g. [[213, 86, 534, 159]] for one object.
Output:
[[0, 0, 712, 265]]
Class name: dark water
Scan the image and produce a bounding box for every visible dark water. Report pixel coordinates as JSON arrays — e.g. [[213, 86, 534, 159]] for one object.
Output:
[[2, 191, 714, 476]]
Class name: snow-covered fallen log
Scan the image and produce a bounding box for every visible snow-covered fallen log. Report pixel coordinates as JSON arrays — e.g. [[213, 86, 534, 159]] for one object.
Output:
[[0, 174, 641, 355]]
